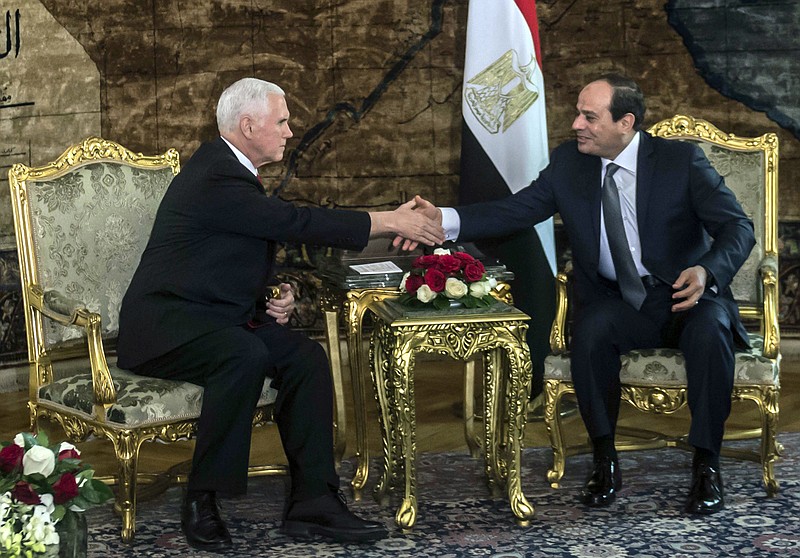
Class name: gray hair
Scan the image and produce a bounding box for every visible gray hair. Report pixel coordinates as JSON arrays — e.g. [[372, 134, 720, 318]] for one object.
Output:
[[216, 78, 285, 133]]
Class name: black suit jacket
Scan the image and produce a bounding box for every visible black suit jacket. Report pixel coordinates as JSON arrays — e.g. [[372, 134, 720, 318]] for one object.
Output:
[[456, 132, 755, 343], [117, 138, 371, 369]]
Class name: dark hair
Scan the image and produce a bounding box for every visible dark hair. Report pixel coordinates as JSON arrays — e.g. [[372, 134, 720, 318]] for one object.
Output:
[[597, 73, 646, 131]]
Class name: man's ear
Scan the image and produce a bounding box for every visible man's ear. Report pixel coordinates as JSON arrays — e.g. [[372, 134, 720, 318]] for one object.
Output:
[[619, 112, 636, 132], [240, 116, 253, 139]]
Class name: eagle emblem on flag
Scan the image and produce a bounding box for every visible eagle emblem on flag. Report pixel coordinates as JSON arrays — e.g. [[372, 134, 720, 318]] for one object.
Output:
[[464, 49, 540, 134]]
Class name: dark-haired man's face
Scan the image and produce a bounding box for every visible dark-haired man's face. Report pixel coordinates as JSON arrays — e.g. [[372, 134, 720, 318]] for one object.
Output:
[[571, 80, 631, 160]]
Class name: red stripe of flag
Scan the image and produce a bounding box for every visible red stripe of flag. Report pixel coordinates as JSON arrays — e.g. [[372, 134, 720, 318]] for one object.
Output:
[[514, 0, 543, 70]]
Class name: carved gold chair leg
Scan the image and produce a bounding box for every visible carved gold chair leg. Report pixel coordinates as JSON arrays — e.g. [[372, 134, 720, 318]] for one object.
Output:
[[544, 379, 573, 488], [111, 431, 141, 544]]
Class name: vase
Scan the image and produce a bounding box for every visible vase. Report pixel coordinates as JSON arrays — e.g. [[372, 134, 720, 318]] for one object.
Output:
[[53, 512, 88, 558]]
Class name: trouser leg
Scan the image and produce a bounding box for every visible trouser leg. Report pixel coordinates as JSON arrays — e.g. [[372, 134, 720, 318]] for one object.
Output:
[[570, 296, 663, 440], [250, 322, 339, 500], [133, 327, 270, 494], [677, 301, 735, 454]]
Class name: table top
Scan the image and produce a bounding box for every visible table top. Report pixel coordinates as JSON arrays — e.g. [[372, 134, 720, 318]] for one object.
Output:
[[370, 298, 529, 326], [317, 241, 515, 290]]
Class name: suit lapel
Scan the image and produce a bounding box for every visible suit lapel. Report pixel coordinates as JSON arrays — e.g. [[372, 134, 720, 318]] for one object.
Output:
[[582, 156, 603, 273], [636, 132, 656, 241]]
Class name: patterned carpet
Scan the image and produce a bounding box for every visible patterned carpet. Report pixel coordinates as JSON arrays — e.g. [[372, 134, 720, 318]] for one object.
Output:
[[84, 434, 800, 557]]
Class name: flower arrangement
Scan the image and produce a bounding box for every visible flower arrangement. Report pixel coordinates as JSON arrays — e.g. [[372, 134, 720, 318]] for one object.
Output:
[[398, 248, 498, 310], [0, 432, 113, 557]]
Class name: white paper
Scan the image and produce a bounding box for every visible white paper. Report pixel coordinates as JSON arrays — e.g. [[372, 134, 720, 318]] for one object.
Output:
[[349, 261, 404, 275]]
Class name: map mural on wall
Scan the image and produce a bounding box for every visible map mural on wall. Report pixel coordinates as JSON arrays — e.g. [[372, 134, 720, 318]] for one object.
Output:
[[666, 0, 800, 140], [1, 0, 101, 364]]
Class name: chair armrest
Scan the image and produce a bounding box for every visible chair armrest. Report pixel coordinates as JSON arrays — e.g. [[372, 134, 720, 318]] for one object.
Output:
[[29, 286, 117, 407], [759, 257, 780, 359], [549, 271, 570, 354]]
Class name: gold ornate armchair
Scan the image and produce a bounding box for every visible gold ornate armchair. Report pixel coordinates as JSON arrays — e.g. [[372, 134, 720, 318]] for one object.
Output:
[[543, 115, 781, 495], [7, 138, 282, 541]]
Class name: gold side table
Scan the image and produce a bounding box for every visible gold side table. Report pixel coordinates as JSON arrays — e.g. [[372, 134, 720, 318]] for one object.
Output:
[[369, 299, 534, 529], [321, 281, 514, 493]]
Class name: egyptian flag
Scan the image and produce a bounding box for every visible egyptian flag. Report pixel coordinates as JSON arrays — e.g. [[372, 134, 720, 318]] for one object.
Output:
[[459, 0, 556, 397]]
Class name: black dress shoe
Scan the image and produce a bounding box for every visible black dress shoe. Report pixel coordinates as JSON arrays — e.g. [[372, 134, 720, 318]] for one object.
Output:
[[181, 491, 233, 552], [282, 490, 387, 542], [684, 463, 724, 515], [579, 456, 622, 507]]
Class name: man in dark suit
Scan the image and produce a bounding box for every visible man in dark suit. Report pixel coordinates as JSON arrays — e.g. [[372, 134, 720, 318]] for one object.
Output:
[[117, 78, 444, 551], [409, 74, 754, 515]]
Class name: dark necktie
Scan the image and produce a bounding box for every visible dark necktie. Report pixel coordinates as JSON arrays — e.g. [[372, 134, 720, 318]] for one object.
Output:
[[602, 163, 646, 310]]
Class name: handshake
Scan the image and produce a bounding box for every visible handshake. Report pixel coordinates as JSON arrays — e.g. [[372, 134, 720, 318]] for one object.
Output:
[[369, 195, 444, 251]]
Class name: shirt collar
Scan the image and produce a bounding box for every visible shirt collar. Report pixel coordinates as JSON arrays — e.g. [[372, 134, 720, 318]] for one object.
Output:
[[601, 131, 640, 175], [221, 136, 259, 177]]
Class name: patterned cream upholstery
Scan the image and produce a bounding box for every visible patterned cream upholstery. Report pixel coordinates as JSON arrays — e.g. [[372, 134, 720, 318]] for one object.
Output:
[[7, 138, 279, 542], [543, 116, 781, 496]]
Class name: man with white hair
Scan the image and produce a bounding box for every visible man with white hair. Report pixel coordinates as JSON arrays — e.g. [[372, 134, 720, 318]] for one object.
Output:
[[117, 78, 444, 551]]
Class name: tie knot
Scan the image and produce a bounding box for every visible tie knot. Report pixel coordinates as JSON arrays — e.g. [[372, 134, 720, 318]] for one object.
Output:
[[605, 163, 620, 178]]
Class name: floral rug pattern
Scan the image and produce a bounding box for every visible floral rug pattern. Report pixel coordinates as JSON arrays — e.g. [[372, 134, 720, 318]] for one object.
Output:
[[84, 434, 800, 557]]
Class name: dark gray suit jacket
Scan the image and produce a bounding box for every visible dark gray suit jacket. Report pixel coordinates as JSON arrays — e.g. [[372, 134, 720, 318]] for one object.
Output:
[[456, 131, 755, 344], [117, 137, 370, 369]]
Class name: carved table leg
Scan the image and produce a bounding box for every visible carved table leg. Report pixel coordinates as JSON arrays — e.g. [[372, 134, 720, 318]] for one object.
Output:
[[345, 297, 370, 494], [322, 307, 346, 468], [503, 331, 534, 525], [391, 337, 418, 530], [463, 359, 481, 458]]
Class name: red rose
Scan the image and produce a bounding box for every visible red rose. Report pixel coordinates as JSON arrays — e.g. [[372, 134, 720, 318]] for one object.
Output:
[[412, 255, 440, 269], [405, 274, 424, 294], [53, 472, 80, 504], [453, 252, 475, 264], [437, 255, 461, 273], [58, 448, 81, 461], [11, 481, 41, 505], [424, 269, 446, 292], [0, 443, 24, 473], [464, 261, 485, 282]]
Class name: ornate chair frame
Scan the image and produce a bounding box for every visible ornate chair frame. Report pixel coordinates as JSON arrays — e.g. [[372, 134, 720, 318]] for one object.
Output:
[[543, 115, 781, 496], [7, 138, 284, 541]]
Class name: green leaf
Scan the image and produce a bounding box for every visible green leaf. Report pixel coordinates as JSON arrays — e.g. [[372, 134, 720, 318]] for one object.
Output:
[[432, 296, 449, 310], [21, 432, 39, 448]]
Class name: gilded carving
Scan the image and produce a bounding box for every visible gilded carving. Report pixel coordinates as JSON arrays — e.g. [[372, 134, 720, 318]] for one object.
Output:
[[368, 300, 533, 529]]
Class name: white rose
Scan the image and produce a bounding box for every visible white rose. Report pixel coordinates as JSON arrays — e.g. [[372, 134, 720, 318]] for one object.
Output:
[[22, 445, 55, 477], [416, 284, 436, 303], [13, 433, 24, 447], [444, 278, 468, 299], [433, 248, 451, 255], [487, 276, 498, 289], [399, 272, 411, 293], [57, 442, 80, 457], [469, 280, 491, 298]]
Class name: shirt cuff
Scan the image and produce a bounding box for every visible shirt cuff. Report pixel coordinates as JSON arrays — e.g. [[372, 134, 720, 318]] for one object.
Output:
[[440, 207, 461, 242]]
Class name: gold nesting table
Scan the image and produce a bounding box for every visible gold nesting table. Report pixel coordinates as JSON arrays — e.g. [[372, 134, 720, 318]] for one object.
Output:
[[318, 255, 513, 494], [368, 298, 534, 529]]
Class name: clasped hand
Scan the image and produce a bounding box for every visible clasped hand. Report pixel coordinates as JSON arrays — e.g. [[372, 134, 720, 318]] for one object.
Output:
[[393, 195, 443, 251], [267, 283, 295, 325]]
